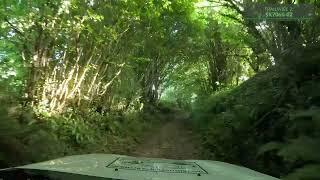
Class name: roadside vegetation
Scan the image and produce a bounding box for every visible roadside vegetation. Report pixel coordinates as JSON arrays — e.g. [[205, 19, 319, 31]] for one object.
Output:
[[1, 1, 319, 179]]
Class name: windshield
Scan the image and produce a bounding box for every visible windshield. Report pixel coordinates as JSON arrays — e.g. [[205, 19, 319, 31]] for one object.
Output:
[[0, 0, 319, 180]]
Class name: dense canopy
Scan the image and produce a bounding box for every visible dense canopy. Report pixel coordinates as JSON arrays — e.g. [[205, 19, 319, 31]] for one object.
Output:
[[1, 0, 320, 179]]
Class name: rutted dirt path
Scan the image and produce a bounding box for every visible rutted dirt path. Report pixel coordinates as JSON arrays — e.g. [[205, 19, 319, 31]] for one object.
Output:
[[130, 112, 202, 160]]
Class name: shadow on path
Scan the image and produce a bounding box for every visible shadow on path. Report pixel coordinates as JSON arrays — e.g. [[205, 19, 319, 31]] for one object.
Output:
[[130, 111, 202, 160]]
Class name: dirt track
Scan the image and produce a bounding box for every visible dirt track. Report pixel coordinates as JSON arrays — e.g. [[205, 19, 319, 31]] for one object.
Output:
[[131, 113, 202, 160]]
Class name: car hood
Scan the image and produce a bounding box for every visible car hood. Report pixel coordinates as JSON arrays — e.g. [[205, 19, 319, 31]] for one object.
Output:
[[14, 154, 278, 180]]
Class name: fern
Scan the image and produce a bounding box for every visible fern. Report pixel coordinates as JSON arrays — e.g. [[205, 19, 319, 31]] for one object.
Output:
[[290, 107, 320, 123], [278, 136, 320, 163], [258, 142, 284, 156], [285, 164, 320, 180]]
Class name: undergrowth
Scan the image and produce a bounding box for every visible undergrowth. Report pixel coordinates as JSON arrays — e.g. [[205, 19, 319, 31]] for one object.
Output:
[[191, 45, 320, 179], [0, 95, 157, 168]]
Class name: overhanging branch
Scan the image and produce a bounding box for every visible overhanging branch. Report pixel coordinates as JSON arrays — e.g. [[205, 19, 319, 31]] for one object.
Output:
[[3, 17, 25, 37]]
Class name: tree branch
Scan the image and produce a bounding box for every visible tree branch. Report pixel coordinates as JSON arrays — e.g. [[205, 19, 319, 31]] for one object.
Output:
[[219, 13, 243, 24], [3, 18, 24, 36]]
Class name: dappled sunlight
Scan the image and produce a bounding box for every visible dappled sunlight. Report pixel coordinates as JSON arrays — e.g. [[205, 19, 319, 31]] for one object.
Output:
[[0, 0, 319, 179]]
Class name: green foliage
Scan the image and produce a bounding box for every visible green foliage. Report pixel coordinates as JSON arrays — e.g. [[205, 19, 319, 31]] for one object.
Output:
[[0, 3, 319, 180], [0, 106, 21, 137], [285, 165, 320, 180], [22, 128, 68, 163], [278, 136, 320, 163], [41, 109, 150, 152], [0, 0, 202, 167], [0, 41, 25, 95], [257, 105, 320, 178], [48, 114, 98, 146], [191, 87, 258, 163], [0, 89, 67, 166], [258, 142, 284, 157], [193, 53, 320, 178]]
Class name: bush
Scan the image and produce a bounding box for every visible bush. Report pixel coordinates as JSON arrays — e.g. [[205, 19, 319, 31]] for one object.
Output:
[[0, 98, 67, 167], [0, 85, 152, 168], [191, 61, 320, 179]]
